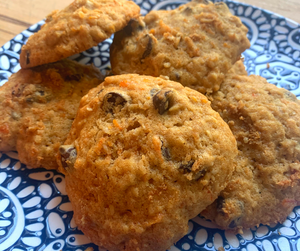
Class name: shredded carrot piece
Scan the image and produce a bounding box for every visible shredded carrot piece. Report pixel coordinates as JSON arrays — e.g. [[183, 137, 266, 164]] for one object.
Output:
[[113, 119, 122, 130], [119, 80, 128, 87], [190, 96, 198, 102], [223, 42, 231, 48], [149, 29, 155, 34]]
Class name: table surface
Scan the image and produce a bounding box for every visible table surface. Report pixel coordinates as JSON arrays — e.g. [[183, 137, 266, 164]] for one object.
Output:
[[0, 0, 299, 47]]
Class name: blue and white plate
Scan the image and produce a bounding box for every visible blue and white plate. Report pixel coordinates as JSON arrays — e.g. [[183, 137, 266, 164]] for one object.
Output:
[[1, 1, 300, 250]]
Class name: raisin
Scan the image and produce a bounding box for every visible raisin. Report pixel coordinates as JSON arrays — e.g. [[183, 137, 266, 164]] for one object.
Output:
[[216, 196, 226, 216], [180, 160, 207, 180], [26, 50, 30, 65], [161, 146, 171, 160], [183, 7, 193, 15], [141, 34, 153, 61], [180, 160, 195, 171], [123, 19, 142, 36], [160, 139, 171, 160], [228, 220, 238, 229], [59, 145, 77, 170], [226, 201, 244, 228], [26, 89, 48, 104], [153, 89, 173, 115], [102, 92, 127, 114], [228, 216, 242, 229], [174, 72, 181, 81]]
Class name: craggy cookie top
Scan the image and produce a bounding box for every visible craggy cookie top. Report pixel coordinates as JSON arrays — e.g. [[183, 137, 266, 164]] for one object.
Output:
[[110, 0, 250, 94], [0, 59, 103, 169], [202, 63, 300, 231], [58, 74, 238, 251], [20, 0, 140, 68]]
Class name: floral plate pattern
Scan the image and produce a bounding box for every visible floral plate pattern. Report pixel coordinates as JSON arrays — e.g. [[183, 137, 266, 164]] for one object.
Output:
[[0, 0, 300, 251]]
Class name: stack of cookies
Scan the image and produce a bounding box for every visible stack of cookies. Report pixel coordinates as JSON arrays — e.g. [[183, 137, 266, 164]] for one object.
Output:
[[0, 0, 300, 250]]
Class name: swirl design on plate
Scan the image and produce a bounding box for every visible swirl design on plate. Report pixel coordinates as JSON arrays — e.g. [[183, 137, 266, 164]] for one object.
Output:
[[0, 185, 25, 250], [0, 1, 300, 251], [0, 153, 98, 251]]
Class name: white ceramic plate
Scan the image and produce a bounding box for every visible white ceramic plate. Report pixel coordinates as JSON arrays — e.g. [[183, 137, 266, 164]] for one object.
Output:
[[0, 1, 300, 250]]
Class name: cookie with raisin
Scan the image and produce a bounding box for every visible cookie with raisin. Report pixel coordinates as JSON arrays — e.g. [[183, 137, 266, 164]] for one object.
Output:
[[58, 74, 238, 251], [20, 0, 140, 68], [0, 59, 103, 169], [110, 0, 250, 94], [201, 62, 300, 232]]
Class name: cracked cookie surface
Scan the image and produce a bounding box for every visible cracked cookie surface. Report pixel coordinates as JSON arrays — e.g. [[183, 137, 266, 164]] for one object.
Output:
[[110, 0, 250, 94], [58, 74, 238, 251]]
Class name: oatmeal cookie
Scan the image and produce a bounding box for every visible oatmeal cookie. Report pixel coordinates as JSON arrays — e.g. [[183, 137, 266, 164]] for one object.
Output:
[[0, 59, 103, 169], [58, 74, 238, 251], [110, 0, 250, 94], [201, 63, 300, 231], [20, 0, 140, 68], [227, 60, 248, 76]]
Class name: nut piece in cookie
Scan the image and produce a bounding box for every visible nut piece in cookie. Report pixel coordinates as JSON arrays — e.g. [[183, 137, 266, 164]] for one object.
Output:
[[201, 62, 300, 232], [110, 0, 250, 94], [20, 0, 140, 68], [58, 74, 238, 251], [0, 59, 103, 170]]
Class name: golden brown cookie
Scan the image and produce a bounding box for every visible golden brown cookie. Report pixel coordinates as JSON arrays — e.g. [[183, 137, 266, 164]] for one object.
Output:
[[0, 59, 103, 169], [20, 0, 140, 68], [201, 62, 300, 232], [227, 60, 248, 76], [110, 0, 250, 94], [58, 74, 238, 251]]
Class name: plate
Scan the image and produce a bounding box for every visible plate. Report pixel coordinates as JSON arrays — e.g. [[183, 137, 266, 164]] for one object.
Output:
[[0, 0, 300, 250]]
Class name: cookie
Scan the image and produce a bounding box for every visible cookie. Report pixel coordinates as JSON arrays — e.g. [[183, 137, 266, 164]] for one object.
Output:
[[19, 0, 140, 68], [0, 59, 103, 169], [110, 0, 250, 94], [201, 62, 300, 231], [226, 59, 248, 76], [58, 74, 238, 251]]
